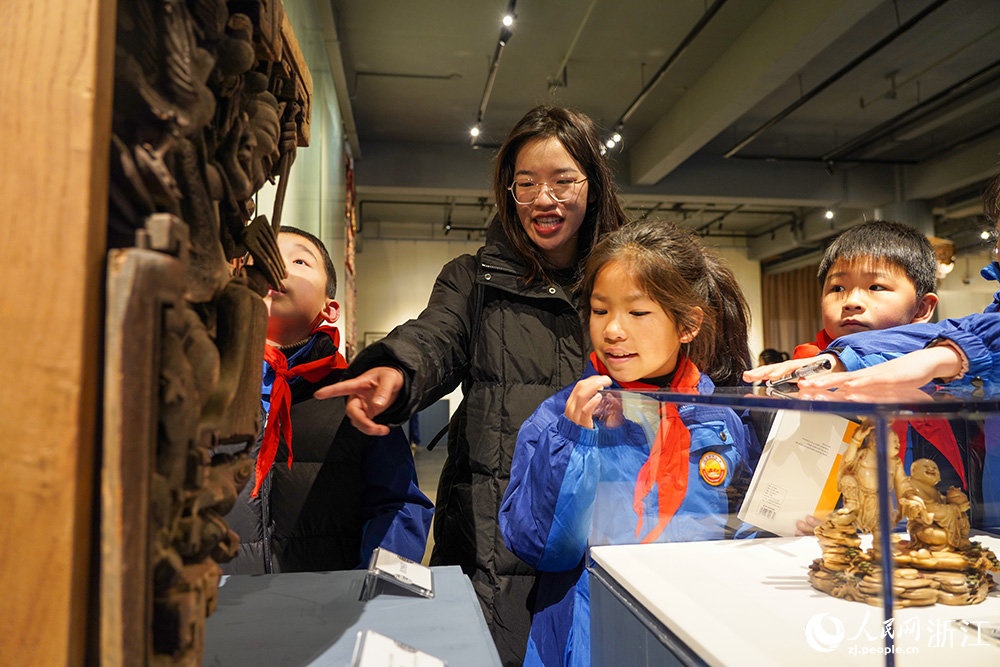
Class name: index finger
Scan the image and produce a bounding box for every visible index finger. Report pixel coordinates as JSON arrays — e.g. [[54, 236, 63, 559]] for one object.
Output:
[[314, 377, 369, 400], [345, 399, 391, 436], [743, 357, 817, 383]]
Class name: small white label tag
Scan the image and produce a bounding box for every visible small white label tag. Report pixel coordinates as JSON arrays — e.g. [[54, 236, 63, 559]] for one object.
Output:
[[372, 548, 433, 593], [360, 547, 435, 600], [351, 629, 447, 667]]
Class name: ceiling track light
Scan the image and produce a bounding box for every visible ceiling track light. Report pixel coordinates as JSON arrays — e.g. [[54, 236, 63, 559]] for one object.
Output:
[[610, 0, 728, 145], [601, 129, 624, 154], [470, 0, 517, 147]]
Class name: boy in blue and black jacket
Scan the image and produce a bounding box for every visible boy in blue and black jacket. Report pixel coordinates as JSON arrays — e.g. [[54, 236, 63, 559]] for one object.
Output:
[[223, 227, 432, 574]]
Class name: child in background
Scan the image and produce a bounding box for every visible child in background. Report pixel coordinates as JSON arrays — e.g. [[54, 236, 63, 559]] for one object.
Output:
[[792, 220, 938, 359], [223, 226, 432, 574], [758, 348, 789, 365], [499, 220, 755, 667]]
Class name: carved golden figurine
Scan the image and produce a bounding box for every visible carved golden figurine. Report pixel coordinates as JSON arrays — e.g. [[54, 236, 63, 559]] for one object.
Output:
[[809, 419, 998, 607], [836, 422, 906, 536], [898, 459, 970, 551]]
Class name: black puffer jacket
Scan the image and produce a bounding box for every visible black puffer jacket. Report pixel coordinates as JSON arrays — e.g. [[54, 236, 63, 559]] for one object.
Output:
[[223, 334, 433, 574], [350, 222, 586, 665]]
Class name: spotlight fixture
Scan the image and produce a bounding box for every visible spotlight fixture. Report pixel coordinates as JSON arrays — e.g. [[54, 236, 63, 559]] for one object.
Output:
[[982, 230, 991, 240], [612, 133, 621, 143], [824, 209, 834, 220], [471, 1, 517, 147], [606, 139, 615, 149]]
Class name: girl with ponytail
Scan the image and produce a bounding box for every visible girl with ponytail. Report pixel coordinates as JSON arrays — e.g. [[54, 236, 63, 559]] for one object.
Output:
[[500, 219, 755, 667]]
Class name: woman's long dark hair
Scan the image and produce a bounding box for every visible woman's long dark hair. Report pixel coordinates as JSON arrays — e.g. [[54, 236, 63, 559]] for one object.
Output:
[[579, 220, 752, 387], [493, 105, 628, 283]]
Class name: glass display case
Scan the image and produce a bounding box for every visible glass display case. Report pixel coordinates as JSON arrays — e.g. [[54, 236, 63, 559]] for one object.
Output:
[[586, 385, 1000, 666]]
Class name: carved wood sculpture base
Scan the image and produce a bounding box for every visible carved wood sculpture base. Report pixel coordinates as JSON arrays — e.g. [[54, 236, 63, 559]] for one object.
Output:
[[808, 518, 1000, 607]]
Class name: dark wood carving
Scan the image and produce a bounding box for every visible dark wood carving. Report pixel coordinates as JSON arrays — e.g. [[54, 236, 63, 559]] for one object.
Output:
[[102, 1, 310, 664]]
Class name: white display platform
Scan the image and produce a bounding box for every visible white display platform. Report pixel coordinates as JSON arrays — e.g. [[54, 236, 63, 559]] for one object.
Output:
[[590, 535, 1000, 666]]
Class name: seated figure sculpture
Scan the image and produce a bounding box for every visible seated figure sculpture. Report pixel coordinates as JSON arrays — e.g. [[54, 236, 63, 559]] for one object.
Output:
[[899, 458, 970, 551]]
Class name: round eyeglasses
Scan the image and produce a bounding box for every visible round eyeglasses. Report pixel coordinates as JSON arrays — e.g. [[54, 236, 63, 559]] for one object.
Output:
[[508, 178, 588, 205]]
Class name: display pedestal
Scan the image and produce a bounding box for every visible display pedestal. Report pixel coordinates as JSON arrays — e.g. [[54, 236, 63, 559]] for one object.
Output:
[[204, 566, 501, 666], [590, 536, 1000, 666]]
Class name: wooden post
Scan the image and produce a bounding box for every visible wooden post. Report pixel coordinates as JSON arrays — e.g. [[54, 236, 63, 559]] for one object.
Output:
[[0, 0, 117, 665]]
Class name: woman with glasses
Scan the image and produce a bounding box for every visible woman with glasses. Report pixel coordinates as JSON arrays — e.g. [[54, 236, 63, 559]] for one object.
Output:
[[317, 105, 627, 666]]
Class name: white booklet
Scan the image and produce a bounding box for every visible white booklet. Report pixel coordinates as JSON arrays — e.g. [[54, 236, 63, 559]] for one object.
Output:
[[738, 411, 859, 536]]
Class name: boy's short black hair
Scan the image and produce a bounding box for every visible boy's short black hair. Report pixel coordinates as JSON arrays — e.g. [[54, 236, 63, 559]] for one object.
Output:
[[817, 220, 937, 297], [279, 226, 337, 299]]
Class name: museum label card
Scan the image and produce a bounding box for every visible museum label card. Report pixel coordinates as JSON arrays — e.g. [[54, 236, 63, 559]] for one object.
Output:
[[360, 547, 434, 600], [350, 629, 447, 667]]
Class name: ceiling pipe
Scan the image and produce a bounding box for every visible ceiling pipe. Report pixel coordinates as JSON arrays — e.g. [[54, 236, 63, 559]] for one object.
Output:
[[358, 198, 495, 233], [473, 0, 517, 144], [724, 0, 952, 159], [728, 154, 916, 165], [360, 199, 495, 208], [622, 203, 799, 217], [822, 59, 1000, 162], [547, 0, 599, 93], [917, 119, 1000, 163], [614, 0, 728, 130], [695, 204, 744, 234], [637, 202, 662, 221]]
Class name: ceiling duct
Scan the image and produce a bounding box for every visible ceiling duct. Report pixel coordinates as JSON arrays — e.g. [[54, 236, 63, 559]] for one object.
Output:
[[724, 0, 951, 159]]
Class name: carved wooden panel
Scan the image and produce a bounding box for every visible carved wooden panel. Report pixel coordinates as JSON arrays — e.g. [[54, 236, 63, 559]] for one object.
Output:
[[102, 1, 310, 664]]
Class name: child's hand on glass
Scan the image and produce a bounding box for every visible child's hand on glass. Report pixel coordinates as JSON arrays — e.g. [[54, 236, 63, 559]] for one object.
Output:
[[742, 353, 842, 385], [565, 375, 613, 429], [796, 346, 964, 392], [592, 389, 624, 429]]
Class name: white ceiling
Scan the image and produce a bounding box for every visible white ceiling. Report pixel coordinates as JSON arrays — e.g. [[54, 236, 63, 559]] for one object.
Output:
[[324, 0, 1000, 264]]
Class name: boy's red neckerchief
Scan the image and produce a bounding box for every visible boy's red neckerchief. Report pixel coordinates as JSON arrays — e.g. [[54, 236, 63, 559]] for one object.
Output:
[[251, 324, 348, 497], [589, 352, 701, 543], [792, 329, 835, 360]]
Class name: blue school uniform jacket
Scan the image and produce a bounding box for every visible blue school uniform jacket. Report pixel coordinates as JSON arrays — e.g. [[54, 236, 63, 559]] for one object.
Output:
[[498, 360, 752, 667], [827, 261, 1000, 379]]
